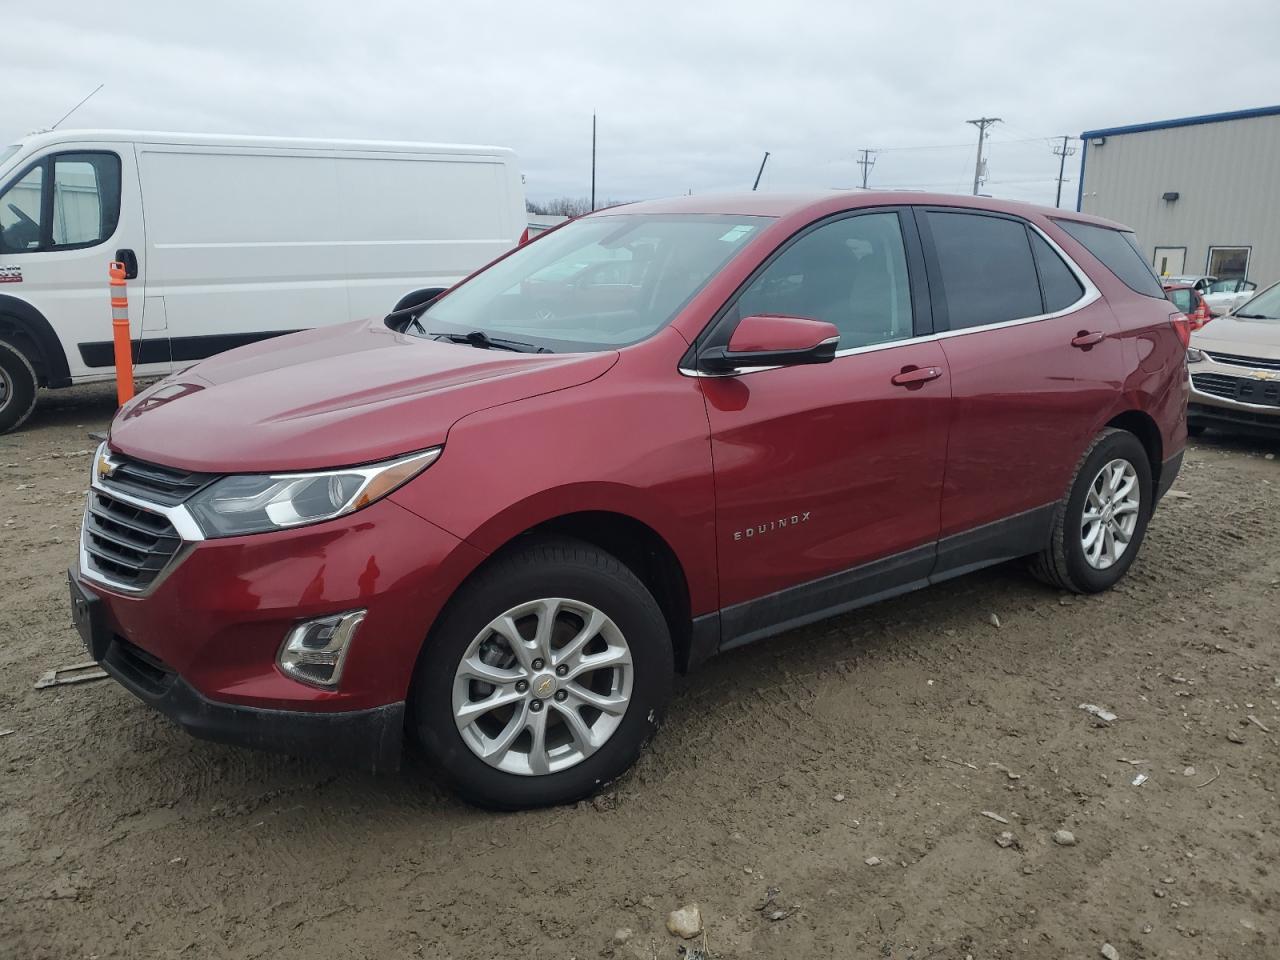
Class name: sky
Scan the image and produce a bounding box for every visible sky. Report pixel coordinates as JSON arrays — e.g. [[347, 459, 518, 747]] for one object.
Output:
[[6, 0, 1280, 209]]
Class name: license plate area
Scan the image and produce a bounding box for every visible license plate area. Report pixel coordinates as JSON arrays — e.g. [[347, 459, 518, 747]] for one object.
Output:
[[68, 574, 112, 662]]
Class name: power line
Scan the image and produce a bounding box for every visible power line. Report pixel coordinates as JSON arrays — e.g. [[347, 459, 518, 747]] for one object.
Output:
[[856, 148, 877, 188]]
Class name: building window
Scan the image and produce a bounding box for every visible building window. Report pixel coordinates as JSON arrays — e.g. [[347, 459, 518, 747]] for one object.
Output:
[[1207, 246, 1250, 280]]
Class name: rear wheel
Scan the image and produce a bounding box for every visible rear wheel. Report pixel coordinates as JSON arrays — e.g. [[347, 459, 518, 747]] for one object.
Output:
[[0, 338, 38, 434], [411, 537, 673, 809], [1030, 428, 1153, 593]]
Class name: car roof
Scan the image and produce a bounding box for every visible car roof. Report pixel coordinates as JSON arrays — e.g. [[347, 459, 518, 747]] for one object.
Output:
[[590, 191, 1133, 231]]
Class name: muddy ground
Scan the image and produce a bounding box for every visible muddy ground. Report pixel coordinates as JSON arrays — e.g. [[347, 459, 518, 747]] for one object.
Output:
[[1, 384, 1278, 960]]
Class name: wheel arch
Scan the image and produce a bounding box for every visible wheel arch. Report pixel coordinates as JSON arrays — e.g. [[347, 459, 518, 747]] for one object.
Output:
[[419, 507, 701, 677], [0, 294, 72, 388], [1105, 409, 1164, 494]]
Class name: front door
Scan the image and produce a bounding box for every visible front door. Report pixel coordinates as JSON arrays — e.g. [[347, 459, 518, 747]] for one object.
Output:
[[0, 144, 166, 380], [696, 209, 951, 644]]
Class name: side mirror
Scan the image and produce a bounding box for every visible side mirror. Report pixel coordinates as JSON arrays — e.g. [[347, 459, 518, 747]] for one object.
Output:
[[698, 315, 840, 374], [384, 286, 449, 331]]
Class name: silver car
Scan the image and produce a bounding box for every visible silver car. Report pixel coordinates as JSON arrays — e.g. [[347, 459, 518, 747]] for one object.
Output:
[[1187, 280, 1280, 436]]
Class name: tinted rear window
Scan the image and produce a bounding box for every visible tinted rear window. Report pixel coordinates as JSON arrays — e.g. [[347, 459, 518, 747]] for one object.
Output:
[[1030, 233, 1085, 313], [926, 211, 1043, 330], [1055, 219, 1165, 299]]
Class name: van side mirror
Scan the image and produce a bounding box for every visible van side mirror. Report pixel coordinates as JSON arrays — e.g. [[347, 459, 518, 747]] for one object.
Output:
[[697, 315, 840, 374]]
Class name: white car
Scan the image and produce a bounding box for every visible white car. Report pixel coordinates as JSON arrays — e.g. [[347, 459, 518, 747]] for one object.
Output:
[[1202, 277, 1259, 316], [0, 130, 526, 433]]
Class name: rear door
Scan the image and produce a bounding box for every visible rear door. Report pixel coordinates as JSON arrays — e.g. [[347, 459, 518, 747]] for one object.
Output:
[[915, 207, 1123, 572], [697, 208, 951, 643]]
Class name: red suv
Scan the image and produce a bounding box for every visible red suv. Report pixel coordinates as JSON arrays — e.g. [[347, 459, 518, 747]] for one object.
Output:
[[69, 193, 1188, 808]]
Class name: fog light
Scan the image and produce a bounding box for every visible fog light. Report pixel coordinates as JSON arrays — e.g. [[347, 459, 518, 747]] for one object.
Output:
[[277, 610, 366, 688]]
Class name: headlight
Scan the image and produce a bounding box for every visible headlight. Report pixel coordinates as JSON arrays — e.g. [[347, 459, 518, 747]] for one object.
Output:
[[187, 447, 440, 537], [1187, 347, 1206, 363]]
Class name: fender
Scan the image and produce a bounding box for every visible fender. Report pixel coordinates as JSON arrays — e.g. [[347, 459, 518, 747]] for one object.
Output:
[[0, 294, 71, 387]]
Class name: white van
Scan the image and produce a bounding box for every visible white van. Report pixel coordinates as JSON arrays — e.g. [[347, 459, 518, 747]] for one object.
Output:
[[0, 130, 526, 432]]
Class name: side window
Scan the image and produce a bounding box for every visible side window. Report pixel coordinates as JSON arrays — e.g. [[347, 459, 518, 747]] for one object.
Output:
[[1167, 289, 1193, 313], [1054, 219, 1166, 299], [52, 153, 121, 248], [925, 211, 1042, 330], [0, 165, 44, 253], [733, 212, 913, 350], [1030, 232, 1085, 313]]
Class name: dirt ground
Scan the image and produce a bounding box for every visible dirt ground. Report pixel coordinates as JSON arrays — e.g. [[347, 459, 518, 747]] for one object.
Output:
[[2, 384, 1278, 960]]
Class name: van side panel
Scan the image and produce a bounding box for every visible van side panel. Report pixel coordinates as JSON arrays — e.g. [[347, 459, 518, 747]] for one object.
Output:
[[139, 147, 348, 351], [337, 153, 520, 320]]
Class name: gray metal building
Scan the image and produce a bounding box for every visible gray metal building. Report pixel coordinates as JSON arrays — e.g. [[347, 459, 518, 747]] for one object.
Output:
[[1077, 105, 1280, 288]]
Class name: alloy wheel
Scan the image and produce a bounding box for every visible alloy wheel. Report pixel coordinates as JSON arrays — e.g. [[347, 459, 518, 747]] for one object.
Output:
[[1080, 458, 1141, 570], [451, 597, 633, 776]]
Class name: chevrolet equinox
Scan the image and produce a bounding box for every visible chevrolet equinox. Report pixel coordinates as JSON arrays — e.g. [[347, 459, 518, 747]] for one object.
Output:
[[69, 192, 1189, 808]]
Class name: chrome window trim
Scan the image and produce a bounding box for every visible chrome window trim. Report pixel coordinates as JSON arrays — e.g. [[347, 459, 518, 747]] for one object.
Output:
[[680, 220, 1100, 378], [78, 447, 205, 596]]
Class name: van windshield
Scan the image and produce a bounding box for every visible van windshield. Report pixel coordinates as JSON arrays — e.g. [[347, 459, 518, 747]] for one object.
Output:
[[417, 213, 771, 352]]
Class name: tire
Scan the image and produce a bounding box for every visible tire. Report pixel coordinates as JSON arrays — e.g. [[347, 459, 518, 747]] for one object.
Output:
[[411, 536, 673, 809], [0, 338, 38, 434], [1029, 428, 1153, 594], [1187, 422, 1206, 438]]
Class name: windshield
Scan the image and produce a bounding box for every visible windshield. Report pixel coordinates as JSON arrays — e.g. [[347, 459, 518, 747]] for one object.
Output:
[[1235, 282, 1280, 320], [418, 213, 771, 352]]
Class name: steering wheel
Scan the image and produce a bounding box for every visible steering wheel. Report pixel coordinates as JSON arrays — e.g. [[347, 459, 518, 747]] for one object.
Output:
[[6, 203, 36, 228]]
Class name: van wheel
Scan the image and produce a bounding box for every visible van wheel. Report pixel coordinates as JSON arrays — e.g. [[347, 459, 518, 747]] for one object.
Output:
[[1029, 428, 1153, 594], [411, 537, 673, 809], [0, 338, 38, 434]]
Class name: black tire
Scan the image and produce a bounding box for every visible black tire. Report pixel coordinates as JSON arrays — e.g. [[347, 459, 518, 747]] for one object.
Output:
[[0, 338, 38, 434], [411, 536, 673, 809], [1187, 422, 1206, 438], [1029, 428, 1153, 594]]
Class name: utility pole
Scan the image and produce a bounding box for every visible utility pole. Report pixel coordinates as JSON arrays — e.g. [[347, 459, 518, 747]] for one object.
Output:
[[590, 113, 597, 212], [856, 148, 877, 189], [1052, 135, 1077, 208], [966, 117, 1001, 195], [752, 151, 770, 191]]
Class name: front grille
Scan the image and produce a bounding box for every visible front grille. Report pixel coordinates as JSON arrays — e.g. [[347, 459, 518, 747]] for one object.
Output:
[[83, 491, 183, 589], [1203, 351, 1280, 372], [101, 455, 213, 506], [1192, 372, 1280, 407]]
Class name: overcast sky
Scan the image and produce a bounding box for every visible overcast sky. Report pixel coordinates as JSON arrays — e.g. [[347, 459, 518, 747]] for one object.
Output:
[[6, 1, 1280, 208]]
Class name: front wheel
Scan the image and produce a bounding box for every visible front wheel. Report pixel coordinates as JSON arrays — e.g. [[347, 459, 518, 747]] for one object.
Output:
[[411, 537, 673, 809], [0, 338, 38, 434], [1029, 428, 1153, 593]]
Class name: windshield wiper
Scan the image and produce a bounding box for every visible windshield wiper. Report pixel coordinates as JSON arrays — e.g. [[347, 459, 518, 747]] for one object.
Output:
[[427, 330, 550, 353], [1234, 312, 1275, 319]]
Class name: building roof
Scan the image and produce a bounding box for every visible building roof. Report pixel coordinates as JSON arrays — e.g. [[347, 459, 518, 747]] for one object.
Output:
[[1080, 104, 1280, 140]]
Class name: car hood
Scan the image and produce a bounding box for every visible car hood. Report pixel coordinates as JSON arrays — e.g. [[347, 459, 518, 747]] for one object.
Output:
[[1192, 314, 1280, 358], [109, 319, 617, 473]]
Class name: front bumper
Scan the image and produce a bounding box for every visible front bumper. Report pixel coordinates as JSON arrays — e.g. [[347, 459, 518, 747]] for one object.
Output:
[[94, 610, 405, 772], [1188, 357, 1280, 434], [71, 490, 487, 770]]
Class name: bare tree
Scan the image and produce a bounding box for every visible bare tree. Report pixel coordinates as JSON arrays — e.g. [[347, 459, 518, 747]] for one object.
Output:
[[526, 197, 630, 217]]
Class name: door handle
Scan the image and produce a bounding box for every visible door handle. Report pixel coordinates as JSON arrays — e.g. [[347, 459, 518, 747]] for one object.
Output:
[[891, 365, 943, 387], [115, 248, 138, 280], [1071, 330, 1105, 348]]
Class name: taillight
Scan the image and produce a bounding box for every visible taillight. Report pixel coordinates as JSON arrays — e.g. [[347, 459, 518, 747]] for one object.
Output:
[[1170, 312, 1192, 348], [518, 227, 530, 245], [1196, 303, 1212, 327]]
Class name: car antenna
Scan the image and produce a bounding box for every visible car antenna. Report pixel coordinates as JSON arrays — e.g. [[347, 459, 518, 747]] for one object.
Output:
[[50, 83, 104, 130]]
